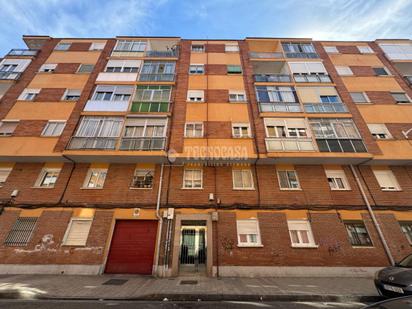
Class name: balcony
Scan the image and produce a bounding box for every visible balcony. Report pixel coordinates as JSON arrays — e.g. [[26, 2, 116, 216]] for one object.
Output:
[[405, 75, 412, 85], [138, 73, 175, 82], [303, 103, 348, 113], [284, 52, 318, 59], [7, 49, 38, 57], [83, 100, 130, 112], [145, 50, 179, 58], [249, 52, 283, 59], [96, 72, 138, 82], [293, 74, 332, 83], [131, 101, 170, 112], [265, 137, 315, 152], [0, 71, 21, 80], [67, 137, 118, 150], [315, 139, 367, 153], [120, 137, 166, 151], [259, 102, 301, 113], [254, 74, 291, 83]]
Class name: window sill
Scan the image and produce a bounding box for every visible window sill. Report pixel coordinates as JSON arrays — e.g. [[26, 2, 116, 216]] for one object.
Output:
[[186, 100, 205, 103], [291, 244, 319, 249], [80, 187, 104, 190], [232, 188, 255, 191], [181, 187, 203, 190], [330, 188, 352, 191], [232, 136, 253, 139], [129, 187, 153, 190], [237, 244, 264, 248], [229, 101, 248, 104], [279, 188, 302, 191], [381, 189, 402, 192], [354, 102, 373, 105], [31, 186, 55, 189], [352, 246, 374, 249]]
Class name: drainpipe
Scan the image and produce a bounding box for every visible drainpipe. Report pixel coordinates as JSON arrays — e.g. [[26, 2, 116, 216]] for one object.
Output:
[[154, 163, 165, 276], [350, 164, 395, 265]]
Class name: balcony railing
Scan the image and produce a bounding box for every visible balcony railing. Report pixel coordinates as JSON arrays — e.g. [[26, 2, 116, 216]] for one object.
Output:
[[304, 103, 348, 113], [7, 49, 38, 56], [120, 137, 166, 151], [0, 71, 21, 80], [265, 137, 315, 152], [83, 100, 130, 112], [145, 50, 179, 58], [138, 73, 175, 82], [284, 52, 319, 59], [131, 101, 170, 112], [315, 139, 367, 153], [254, 74, 291, 82], [249, 52, 284, 59], [293, 74, 332, 83], [67, 137, 118, 150], [259, 102, 301, 113], [405, 75, 412, 85]]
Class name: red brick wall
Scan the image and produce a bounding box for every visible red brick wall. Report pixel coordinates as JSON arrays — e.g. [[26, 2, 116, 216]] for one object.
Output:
[[68, 42, 91, 52], [365, 91, 396, 104], [206, 121, 232, 138], [35, 88, 66, 102], [337, 46, 360, 54], [205, 44, 225, 53], [205, 64, 227, 75], [386, 123, 412, 140], [350, 66, 375, 77], [206, 89, 229, 102], [55, 63, 80, 74]]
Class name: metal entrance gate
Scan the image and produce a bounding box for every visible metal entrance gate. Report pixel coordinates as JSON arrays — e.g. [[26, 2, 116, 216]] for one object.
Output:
[[179, 226, 206, 273]]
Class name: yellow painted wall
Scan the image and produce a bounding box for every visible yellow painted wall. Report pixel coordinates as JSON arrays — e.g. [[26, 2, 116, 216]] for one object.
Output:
[[329, 54, 383, 66], [60, 39, 107, 44], [342, 77, 402, 92], [113, 208, 157, 220], [186, 103, 250, 122], [357, 105, 412, 123], [28, 74, 89, 89], [374, 140, 412, 160], [0, 137, 59, 157], [46, 51, 101, 64], [190, 53, 241, 65], [5, 102, 75, 120], [296, 86, 338, 103], [247, 40, 280, 52], [188, 75, 245, 90]]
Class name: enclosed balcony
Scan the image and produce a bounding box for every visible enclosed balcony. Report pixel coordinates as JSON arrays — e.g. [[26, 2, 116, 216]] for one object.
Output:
[[96, 60, 141, 82], [131, 85, 171, 112], [0, 71, 22, 80], [120, 137, 166, 150], [252, 61, 291, 83], [68, 137, 118, 150], [83, 85, 134, 112], [256, 86, 302, 113], [6, 49, 38, 57], [138, 61, 176, 82], [249, 51, 283, 59], [392, 62, 412, 86], [265, 137, 315, 151], [303, 102, 348, 113], [282, 42, 319, 59], [247, 38, 284, 60]]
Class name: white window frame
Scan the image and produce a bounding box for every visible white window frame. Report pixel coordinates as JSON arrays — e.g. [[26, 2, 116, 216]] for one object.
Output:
[[277, 169, 301, 190], [373, 169, 401, 191], [62, 218, 93, 246], [89, 42, 106, 51], [83, 168, 108, 189], [225, 44, 239, 52], [335, 66, 353, 76], [232, 123, 251, 138], [357, 45, 373, 54], [287, 220, 317, 248], [373, 66, 391, 76], [391, 92, 411, 104], [91, 85, 134, 102], [236, 219, 262, 247], [184, 122, 204, 138], [39, 63, 57, 73], [189, 64, 205, 75], [191, 44, 205, 53], [0, 120, 19, 136], [350, 92, 370, 103], [114, 40, 147, 52], [367, 124, 392, 140], [182, 168, 203, 189], [131, 168, 154, 189], [55, 42, 71, 51], [77, 64, 95, 74], [229, 91, 246, 102], [34, 168, 61, 188], [62, 89, 81, 101], [187, 90, 204, 102], [18, 88, 41, 101], [264, 118, 309, 139], [232, 169, 254, 190], [41, 121, 66, 137], [324, 46, 339, 53], [325, 169, 351, 191], [0, 167, 12, 186]]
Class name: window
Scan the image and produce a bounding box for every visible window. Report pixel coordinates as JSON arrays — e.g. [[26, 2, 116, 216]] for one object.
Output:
[[255, 86, 298, 103], [187, 90, 204, 102], [185, 122, 203, 138], [63, 89, 81, 101], [39, 64, 57, 73], [350, 92, 369, 103], [4, 217, 37, 246], [114, 40, 146, 52], [227, 65, 242, 74], [232, 169, 254, 189], [183, 169, 202, 189], [373, 169, 401, 191], [0, 64, 17, 72], [379, 43, 412, 60], [373, 67, 389, 76], [92, 85, 134, 101], [400, 222, 412, 245], [237, 220, 261, 246], [320, 95, 341, 103], [105, 60, 140, 73], [41, 121, 66, 137], [121, 117, 167, 151], [277, 170, 300, 189], [0, 167, 12, 186], [63, 218, 92, 246], [345, 222, 372, 247], [391, 92, 411, 103], [189, 64, 204, 74], [325, 169, 350, 190], [289, 62, 328, 76], [55, 43, 71, 51], [367, 124, 392, 139], [131, 169, 154, 189], [357, 46, 373, 54], [191, 44, 205, 52], [35, 168, 61, 188], [83, 168, 108, 189], [18, 88, 40, 101], [232, 123, 251, 138], [335, 66, 353, 76], [77, 64, 95, 73], [0, 120, 19, 136], [229, 91, 246, 102], [287, 220, 316, 247], [90, 42, 106, 51], [225, 44, 239, 52], [282, 42, 318, 58], [265, 119, 308, 138], [324, 46, 338, 53]]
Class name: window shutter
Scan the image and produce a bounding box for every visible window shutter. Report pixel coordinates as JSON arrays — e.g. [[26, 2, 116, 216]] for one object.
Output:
[[95, 85, 115, 92], [0, 121, 18, 135], [285, 118, 306, 128], [237, 220, 258, 235], [306, 62, 326, 74], [114, 86, 134, 95], [64, 219, 92, 246], [373, 170, 400, 190], [289, 62, 308, 74], [0, 168, 12, 183]]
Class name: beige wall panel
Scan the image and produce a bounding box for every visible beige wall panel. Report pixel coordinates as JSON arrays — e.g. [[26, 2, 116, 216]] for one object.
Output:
[[0, 137, 59, 156], [342, 77, 403, 92], [5, 102, 75, 120], [330, 54, 383, 66], [46, 51, 101, 64], [247, 40, 280, 52], [28, 74, 89, 89], [296, 87, 338, 103], [358, 105, 412, 123]]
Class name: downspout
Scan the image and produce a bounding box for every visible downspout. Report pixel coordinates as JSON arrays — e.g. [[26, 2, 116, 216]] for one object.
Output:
[[60, 155, 77, 205], [350, 164, 395, 265], [154, 163, 165, 276]]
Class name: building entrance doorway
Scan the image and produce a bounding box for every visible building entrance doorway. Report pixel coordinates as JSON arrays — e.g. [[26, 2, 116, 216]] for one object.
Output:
[[179, 222, 206, 274]]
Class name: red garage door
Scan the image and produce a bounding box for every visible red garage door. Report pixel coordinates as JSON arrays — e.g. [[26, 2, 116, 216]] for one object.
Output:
[[105, 220, 158, 274]]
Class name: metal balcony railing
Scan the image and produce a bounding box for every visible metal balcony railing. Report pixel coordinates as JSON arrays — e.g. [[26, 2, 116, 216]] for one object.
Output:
[[303, 103, 348, 113], [259, 102, 301, 113], [67, 137, 118, 150], [293, 74, 332, 83], [120, 137, 166, 151], [138, 73, 175, 82], [145, 50, 179, 58], [284, 52, 319, 59], [7, 49, 38, 56], [249, 52, 284, 59], [254, 74, 291, 82], [0, 71, 22, 80], [265, 137, 315, 152], [131, 101, 170, 112], [315, 138, 367, 153]]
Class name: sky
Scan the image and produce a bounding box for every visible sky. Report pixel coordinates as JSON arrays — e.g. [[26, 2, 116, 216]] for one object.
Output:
[[0, 0, 411, 55]]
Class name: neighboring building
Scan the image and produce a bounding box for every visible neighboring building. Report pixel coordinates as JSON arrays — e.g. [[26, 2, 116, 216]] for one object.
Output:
[[0, 35, 411, 277]]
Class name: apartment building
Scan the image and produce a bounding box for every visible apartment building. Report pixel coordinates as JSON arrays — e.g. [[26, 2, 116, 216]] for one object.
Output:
[[0, 35, 411, 277]]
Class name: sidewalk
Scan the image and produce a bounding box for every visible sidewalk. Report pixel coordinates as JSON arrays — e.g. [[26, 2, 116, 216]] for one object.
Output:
[[0, 274, 382, 302]]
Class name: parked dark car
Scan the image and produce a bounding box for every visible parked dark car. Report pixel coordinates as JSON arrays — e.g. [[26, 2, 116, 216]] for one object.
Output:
[[375, 253, 412, 297], [363, 295, 412, 308]]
